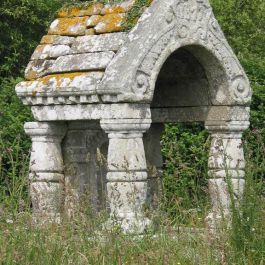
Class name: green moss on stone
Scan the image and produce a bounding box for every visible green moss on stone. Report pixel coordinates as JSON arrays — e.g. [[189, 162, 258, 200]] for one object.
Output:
[[57, 0, 153, 31], [122, 0, 153, 30]]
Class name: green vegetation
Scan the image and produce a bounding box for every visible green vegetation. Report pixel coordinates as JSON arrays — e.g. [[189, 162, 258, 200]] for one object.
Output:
[[57, 0, 152, 30], [0, 0, 264, 264]]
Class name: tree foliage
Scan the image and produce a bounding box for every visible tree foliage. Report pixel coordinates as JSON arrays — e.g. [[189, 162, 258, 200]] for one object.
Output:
[[0, 0, 67, 78]]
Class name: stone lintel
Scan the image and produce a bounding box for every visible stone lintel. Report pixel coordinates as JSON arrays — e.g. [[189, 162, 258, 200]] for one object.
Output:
[[31, 104, 151, 121], [31, 105, 250, 123], [152, 106, 249, 123]]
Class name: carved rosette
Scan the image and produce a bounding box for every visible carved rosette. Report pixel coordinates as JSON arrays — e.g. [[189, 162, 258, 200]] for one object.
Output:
[[132, 72, 150, 96], [231, 76, 252, 104]]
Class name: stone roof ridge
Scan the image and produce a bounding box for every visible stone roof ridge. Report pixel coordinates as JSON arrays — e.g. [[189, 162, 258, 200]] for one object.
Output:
[[57, 0, 136, 18]]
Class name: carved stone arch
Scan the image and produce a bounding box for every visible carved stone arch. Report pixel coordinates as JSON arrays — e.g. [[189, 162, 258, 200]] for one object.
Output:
[[137, 37, 251, 106], [99, 0, 252, 106]]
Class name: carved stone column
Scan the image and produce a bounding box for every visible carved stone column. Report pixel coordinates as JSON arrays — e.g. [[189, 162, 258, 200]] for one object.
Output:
[[100, 118, 151, 233], [25, 122, 67, 224], [205, 120, 249, 228]]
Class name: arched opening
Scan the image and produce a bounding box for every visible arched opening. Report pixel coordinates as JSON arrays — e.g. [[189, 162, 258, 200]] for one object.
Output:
[[147, 46, 221, 224]]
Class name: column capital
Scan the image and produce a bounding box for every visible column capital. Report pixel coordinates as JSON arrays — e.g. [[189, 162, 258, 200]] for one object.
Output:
[[24, 122, 67, 141], [205, 120, 249, 137], [100, 118, 151, 138]]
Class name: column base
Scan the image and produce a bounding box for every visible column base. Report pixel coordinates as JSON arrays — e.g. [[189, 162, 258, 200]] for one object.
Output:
[[102, 215, 152, 234], [205, 210, 231, 230], [32, 212, 62, 225]]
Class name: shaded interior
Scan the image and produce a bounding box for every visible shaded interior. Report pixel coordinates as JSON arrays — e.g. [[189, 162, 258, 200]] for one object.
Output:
[[151, 48, 211, 108]]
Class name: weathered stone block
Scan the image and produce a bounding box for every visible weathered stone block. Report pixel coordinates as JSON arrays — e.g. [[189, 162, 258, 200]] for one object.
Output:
[[31, 45, 52, 60], [49, 52, 115, 73], [57, 3, 104, 18], [41, 35, 75, 45], [86, 15, 102, 27], [208, 138, 245, 170], [49, 45, 72, 58], [48, 17, 89, 36], [65, 131, 87, 147], [72, 33, 127, 53], [25, 60, 54, 80], [107, 137, 147, 171], [94, 13, 125, 34], [16, 72, 103, 94], [30, 182, 64, 213], [101, 0, 135, 15], [107, 181, 148, 217]]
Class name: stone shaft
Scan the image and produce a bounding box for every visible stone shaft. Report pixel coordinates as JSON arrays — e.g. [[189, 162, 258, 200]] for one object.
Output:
[[205, 120, 249, 227], [100, 118, 151, 233], [25, 122, 67, 224]]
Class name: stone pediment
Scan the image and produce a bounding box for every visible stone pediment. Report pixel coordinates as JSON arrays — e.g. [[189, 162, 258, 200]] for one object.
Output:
[[16, 0, 251, 107]]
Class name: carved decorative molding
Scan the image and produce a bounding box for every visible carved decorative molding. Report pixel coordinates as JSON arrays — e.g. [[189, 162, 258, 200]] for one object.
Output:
[[132, 0, 251, 105]]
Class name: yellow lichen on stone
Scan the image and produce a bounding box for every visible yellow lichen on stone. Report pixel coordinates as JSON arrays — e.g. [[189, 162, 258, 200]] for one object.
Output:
[[85, 28, 96, 35], [101, 6, 126, 15], [81, 3, 104, 16], [39, 72, 87, 87], [31, 45, 49, 60], [40, 35, 57, 44], [57, 3, 103, 18], [25, 69, 39, 81], [23, 72, 94, 91], [94, 13, 125, 34], [68, 7, 83, 17], [86, 15, 102, 28], [48, 17, 88, 36], [101, 0, 135, 15], [57, 9, 69, 18]]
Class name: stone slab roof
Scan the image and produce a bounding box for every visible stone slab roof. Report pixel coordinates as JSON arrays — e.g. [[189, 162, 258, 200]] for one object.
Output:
[[16, 0, 147, 105]]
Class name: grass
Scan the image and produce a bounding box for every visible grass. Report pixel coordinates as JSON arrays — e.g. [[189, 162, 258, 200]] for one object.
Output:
[[0, 220, 212, 264]]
